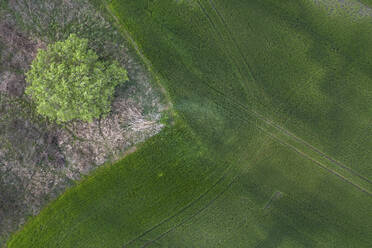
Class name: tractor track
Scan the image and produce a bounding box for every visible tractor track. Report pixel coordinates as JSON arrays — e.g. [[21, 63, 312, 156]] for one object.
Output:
[[141, 173, 241, 247], [197, 0, 372, 186], [122, 161, 237, 248], [200, 78, 372, 197]]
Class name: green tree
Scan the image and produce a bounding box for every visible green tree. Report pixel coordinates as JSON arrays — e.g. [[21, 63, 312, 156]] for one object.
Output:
[[25, 33, 128, 123]]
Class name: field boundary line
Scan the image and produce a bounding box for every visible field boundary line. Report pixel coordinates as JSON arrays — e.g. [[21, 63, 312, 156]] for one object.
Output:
[[102, 1, 175, 116]]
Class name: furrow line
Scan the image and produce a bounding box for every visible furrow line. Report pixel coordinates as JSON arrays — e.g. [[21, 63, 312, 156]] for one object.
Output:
[[201, 80, 372, 196], [122, 161, 235, 248], [141, 173, 241, 247], [201, 0, 372, 185]]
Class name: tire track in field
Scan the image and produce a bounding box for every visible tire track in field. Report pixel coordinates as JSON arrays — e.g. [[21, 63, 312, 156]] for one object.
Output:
[[254, 123, 372, 196], [122, 161, 237, 248], [139, 135, 275, 247], [200, 78, 372, 197], [142, 137, 276, 248], [232, 91, 372, 186], [140, 173, 241, 247], [137, 90, 372, 245], [198, 0, 289, 127], [207, 85, 372, 196], [208, 0, 258, 83], [121, 117, 272, 247], [207, 0, 371, 185], [186, 0, 372, 194], [199, 0, 372, 186], [196, 0, 252, 97]]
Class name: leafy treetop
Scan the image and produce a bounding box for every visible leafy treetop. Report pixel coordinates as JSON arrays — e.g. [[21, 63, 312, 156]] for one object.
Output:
[[25, 33, 128, 123]]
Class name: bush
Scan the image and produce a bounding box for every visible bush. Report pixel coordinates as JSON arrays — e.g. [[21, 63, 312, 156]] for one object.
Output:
[[25, 34, 128, 123]]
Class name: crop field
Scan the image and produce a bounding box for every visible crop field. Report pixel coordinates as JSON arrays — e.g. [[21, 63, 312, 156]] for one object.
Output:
[[7, 0, 372, 247]]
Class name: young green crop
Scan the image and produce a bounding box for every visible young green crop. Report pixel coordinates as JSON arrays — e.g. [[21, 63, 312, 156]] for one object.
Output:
[[25, 33, 128, 123]]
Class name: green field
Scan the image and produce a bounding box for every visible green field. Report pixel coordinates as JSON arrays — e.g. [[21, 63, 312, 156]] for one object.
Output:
[[7, 0, 372, 247]]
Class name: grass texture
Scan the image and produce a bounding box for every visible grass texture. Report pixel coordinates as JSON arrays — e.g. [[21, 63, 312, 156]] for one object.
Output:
[[7, 0, 372, 247]]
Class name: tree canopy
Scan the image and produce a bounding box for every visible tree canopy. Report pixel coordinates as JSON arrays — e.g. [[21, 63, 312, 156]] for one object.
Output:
[[25, 34, 128, 123]]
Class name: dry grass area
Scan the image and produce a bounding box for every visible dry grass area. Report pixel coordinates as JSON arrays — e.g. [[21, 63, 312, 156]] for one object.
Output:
[[313, 0, 372, 17], [0, 0, 166, 245]]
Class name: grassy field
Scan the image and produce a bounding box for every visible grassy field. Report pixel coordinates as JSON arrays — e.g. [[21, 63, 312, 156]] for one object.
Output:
[[7, 0, 372, 247]]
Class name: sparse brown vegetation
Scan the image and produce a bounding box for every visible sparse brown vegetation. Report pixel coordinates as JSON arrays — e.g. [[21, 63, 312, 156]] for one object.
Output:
[[0, 0, 165, 245]]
